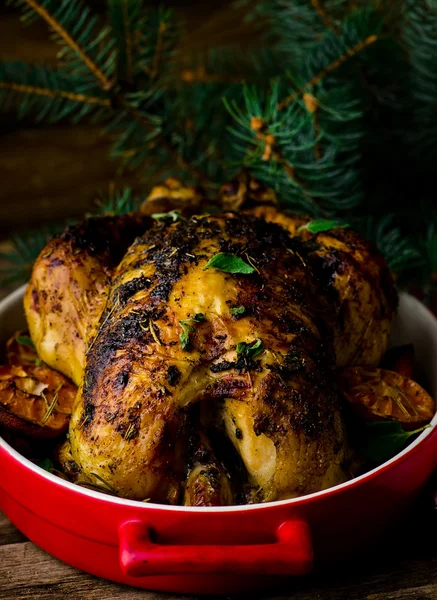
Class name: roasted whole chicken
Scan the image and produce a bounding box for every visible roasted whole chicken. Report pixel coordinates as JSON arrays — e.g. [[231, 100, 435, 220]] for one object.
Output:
[[7, 179, 400, 505]]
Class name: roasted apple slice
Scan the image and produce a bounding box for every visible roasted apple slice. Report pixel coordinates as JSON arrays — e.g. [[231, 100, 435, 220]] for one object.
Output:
[[339, 367, 434, 429], [0, 364, 77, 439]]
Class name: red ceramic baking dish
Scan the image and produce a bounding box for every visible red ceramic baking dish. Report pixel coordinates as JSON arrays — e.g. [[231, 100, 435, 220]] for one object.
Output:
[[1, 285, 437, 594]]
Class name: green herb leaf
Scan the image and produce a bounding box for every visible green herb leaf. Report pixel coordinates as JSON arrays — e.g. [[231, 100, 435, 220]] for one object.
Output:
[[152, 210, 182, 222], [360, 421, 429, 463], [179, 314, 206, 350], [299, 220, 349, 234], [179, 330, 190, 350], [230, 306, 246, 317], [236, 338, 264, 359], [36, 457, 54, 473], [16, 335, 36, 351], [204, 253, 255, 274]]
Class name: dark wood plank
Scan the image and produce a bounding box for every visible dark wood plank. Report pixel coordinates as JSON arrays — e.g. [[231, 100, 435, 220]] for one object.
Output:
[[1, 537, 437, 600], [0, 541, 183, 600], [0, 126, 151, 237], [0, 511, 26, 545]]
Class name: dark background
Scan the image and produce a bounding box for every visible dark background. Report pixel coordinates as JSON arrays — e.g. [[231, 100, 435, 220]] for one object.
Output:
[[0, 0, 248, 239]]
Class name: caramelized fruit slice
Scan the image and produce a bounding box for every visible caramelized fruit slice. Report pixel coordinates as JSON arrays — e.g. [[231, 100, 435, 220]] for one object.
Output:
[[339, 367, 434, 429], [0, 364, 77, 439]]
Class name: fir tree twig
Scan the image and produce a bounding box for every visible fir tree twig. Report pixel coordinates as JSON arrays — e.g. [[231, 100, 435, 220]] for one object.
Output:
[[9, 0, 116, 90], [0, 81, 109, 106], [277, 34, 378, 111]]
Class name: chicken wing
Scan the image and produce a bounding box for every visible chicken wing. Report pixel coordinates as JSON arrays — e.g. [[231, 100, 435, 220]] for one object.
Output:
[[24, 213, 151, 385]]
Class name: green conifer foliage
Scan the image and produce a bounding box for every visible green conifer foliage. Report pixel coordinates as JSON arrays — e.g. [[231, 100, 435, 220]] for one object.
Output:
[[0, 0, 436, 293]]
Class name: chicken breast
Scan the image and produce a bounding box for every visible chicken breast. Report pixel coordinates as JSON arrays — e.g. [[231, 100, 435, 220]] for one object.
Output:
[[69, 213, 346, 503]]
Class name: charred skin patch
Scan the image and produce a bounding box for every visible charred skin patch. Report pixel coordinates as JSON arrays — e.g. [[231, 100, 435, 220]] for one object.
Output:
[[59, 214, 151, 266], [167, 365, 181, 386], [117, 276, 151, 305]]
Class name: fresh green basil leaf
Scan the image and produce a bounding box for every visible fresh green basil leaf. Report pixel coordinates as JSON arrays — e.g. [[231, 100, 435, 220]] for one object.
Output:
[[299, 220, 349, 234], [360, 421, 428, 463], [236, 338, 264, 359], [16, 335, 36, 351], [204, 253, 255, 274], [36, 457, 54, 473]]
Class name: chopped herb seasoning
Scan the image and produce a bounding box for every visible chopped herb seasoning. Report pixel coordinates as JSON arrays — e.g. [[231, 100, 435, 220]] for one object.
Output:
[[230, 306, 246, 317], [179, 313, 206, 350], [40, 384, 63, 425], [124, 423, 138, 441], [236, 338, 264, 360]]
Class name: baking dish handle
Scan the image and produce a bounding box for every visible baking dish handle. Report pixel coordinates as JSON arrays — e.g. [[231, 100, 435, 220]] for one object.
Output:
[[119, 519, 313, 577]]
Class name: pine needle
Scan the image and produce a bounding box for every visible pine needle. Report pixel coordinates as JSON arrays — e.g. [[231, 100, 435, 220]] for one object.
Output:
[[40, 384, 63, 425], [10, 0, 115, 90]]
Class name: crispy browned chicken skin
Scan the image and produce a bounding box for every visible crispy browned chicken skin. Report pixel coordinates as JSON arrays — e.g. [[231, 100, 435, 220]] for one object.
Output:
[[24, 213, 151, 386], [69, 213, 347, 503], [246, 205, 397, 367]]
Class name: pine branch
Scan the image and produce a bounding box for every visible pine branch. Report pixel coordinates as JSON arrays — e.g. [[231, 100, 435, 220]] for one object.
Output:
[[107, 0, 143, 84], [238, 0, 375, 57], [277, 32, 378, 111], [137, 6, 181, 81], [0, 60, 110, 122], [104, 6, 208, 184], [95, 185, 140, 215], [8, 0, 117, 91], [402, 0, 437, 153], [355, 215, 422, 277], [225, 78, 364, 215], [225, 8, 384, 215], [177, 45, 282, 84]]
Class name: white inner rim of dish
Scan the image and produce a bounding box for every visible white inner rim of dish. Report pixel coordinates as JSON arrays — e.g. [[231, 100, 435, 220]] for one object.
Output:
[[1, 286, 436, 512]]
